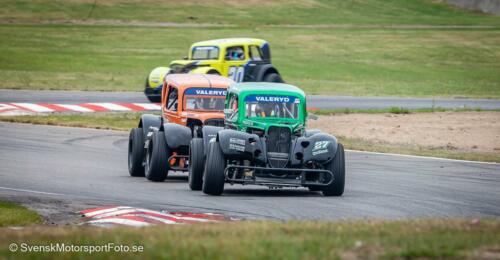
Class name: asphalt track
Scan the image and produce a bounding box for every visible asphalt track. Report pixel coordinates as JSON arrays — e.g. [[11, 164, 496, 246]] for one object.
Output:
[[1, 122, 499, 220], [2, 89, 500, 110]]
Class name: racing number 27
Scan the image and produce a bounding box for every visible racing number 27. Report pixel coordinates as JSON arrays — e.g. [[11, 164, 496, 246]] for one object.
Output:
[[228, 66, 244, 82]]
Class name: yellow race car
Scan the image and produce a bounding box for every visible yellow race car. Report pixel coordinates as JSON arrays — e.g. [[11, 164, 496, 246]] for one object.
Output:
[[145, 38, 283, 102]]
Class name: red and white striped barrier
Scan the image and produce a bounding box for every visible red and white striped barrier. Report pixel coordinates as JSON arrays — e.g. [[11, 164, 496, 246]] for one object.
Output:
[[0, 103, 161, 115], [80, 206, 236, 227]]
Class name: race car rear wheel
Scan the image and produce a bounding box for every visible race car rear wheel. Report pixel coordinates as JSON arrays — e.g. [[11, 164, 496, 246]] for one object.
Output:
[[128, 128, 145, 177], [145, 131, 170, 182], [264, 72, 283, 83], [322, 143, 345, 196], [202, 142, 226, 195], [188, 138, 204, 190], [207, 70, 220, 75]]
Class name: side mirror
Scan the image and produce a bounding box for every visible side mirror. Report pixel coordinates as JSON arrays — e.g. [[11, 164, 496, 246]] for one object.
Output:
[[307, 114, 318, 120], [224, 108, 234, 115]]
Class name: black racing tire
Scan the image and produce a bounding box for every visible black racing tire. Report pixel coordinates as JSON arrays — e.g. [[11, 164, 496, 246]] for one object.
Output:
[[188, 138, 204, 190], [322, 143, 345, 196], [202, 142, 226, 195], [128, 128, 145, 177], [207, 70, 220, 75], [145, 131, 170, 182], [146, 95, 161, 103], [264, 72, 283, 83]]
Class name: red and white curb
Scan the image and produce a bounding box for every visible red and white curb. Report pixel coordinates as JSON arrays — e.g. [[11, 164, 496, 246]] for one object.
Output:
[[80, 206, 236, 227], [0, 103, 161, 115]]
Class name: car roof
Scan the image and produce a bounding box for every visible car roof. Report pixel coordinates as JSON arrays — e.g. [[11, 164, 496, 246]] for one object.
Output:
[[165, 74, 234, 90], [228, 82, 306, 97], [191, 38, 268, 48]]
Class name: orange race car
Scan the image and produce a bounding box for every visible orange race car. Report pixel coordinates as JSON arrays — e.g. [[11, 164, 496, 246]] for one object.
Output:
[[128, 74, 234, 182]]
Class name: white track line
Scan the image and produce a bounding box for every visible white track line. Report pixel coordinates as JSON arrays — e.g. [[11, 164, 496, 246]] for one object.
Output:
[[0, 186, 64, 196], [132, 214, 178, 224], [86, 218, 151, 227], [12, 103, 53, 112], [83, 206, 133, 217], [0, 103, 18, 111], [133, 103, 162, 110], [89, 103, 131, 111], [346, 149, 500, 165], [56, 104, 93, 112]]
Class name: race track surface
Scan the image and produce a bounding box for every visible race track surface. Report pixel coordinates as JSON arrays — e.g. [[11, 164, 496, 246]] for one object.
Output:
[[0, 122, 499, 220], [2, 89, 499, 110]]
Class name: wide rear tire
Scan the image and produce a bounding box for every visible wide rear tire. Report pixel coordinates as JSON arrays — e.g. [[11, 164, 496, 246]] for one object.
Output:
[[264, 72, 283, 83], [202, 142, 226, 195], [188, 138, 204, 190], [322, 143, 345, 196], [128, 128, 145, 177], [145, 131, 170, 182]]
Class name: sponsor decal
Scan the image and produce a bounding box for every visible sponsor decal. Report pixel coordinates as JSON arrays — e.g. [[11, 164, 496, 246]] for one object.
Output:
[[185, 88, 227, 96], [229, 137, 246, 146], [245, 95, 299, 104], [229, 137, 246, 151], [312, 141, 330, 156], [229, 143, 245, 152]]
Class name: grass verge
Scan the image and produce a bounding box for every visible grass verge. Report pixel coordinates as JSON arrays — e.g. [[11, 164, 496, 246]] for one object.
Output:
[[1, 111, 498, 162], [0, 201, 42, 227], [2, 0, 500, 26], [1, 219, 499, 259], [0, 24, 499, 98]]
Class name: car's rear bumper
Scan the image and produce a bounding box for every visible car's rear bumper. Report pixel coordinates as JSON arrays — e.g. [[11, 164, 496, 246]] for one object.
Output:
[[224, 165, 333, 188]]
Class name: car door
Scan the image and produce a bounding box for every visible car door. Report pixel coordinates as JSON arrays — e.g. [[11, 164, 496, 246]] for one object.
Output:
[[222, 45, 247, 82], [244, 45, 268, 81], [163, 85, 181, 124]]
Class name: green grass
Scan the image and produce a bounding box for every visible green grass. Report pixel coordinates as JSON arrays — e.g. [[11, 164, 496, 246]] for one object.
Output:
[[1, 111, 499, 162], [0, 0, 499, 97], [1, 25, 499, 98], [0, 201, 42, 227], [1, 0, 500, 26], [1, 219, 499, 259]]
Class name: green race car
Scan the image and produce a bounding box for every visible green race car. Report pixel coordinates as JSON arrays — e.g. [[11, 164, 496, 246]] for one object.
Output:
[[188, 82, 346, 196]]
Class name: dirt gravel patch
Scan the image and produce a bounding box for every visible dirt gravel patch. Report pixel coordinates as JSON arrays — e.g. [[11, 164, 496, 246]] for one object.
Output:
[[309, 112, 500, 154]]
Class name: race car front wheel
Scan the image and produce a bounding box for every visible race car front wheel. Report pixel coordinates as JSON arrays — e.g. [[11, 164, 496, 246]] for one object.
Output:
[[145, 131, 170, 182], [188, 138, 204, 190], [322, 143, 345, 196], [128, 128, 145, 177], [202, 142, 226, 195]]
